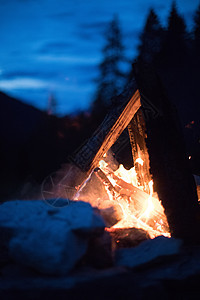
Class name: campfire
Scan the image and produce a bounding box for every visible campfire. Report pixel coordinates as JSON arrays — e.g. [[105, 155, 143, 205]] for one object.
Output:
[[73, 152, 170, 239], [68, 86, 171, 240], [42, 68, 200, 245], [42, 86, 172, 246]]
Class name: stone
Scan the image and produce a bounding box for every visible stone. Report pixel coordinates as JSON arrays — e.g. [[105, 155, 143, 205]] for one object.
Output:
[[0, 200, 105, 275], [85, 230, 113, 268], [115, 236, 182, 269]]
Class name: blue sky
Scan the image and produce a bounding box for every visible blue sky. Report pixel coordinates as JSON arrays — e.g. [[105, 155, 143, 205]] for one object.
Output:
[[0, 0, 199, 115]]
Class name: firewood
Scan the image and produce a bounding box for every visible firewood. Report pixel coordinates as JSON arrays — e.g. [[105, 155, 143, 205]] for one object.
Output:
[[128, 109, 152, 193], [106, 170, 169, 230], [94, 167, 116, 193], [136, 63, 200, 243], [94, 166, 146, 201], [111, 172, 146, 200], [71, 88, 141, 173], [107, 227, 150, 249]]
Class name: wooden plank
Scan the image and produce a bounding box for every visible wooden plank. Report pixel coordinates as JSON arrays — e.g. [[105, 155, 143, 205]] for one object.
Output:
[[71, 87, 140, 172], [128, 109, 152, 193], [88, 90, 141, 174]]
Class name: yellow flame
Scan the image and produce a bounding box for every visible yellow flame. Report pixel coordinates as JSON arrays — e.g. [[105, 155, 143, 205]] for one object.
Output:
[[135, 157, 144, 166], [98, 157, 170, 238], [99, 159, 108, 170], [114, 164, 138, 186], [139, 180, 154, 220]]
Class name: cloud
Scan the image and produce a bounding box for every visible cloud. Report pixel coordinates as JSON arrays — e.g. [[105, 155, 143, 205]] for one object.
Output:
[[0, 78, 48, 90], [2, 71, 40, 79], [37, 55, 99, 65]]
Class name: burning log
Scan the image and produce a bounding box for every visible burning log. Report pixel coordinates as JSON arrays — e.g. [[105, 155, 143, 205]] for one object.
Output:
[[68, 62, 200, 244], [128, 109, 152, 193], [94, 167, 118, 195], [94, 165, 152, 203], [71, 87, 141, 174], [94, 165, 169, 235], [135, 63, 200, 243], [111, 172, 149, 201]]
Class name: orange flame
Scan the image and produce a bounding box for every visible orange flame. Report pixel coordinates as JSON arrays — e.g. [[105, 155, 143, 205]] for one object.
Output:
[[98, 157, 170, 238]]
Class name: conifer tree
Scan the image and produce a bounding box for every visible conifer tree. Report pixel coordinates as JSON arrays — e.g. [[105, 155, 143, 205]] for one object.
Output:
[[164, 2, 188, 60], [168, 2, 186, 37], [92, 15, 128, 116], [137, 8, 164, 63], [193, 4, 200, 52]]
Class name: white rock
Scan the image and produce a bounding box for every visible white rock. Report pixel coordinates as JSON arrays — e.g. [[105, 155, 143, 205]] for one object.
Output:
[[116, 236, 182, 269], [0, 200, 105, 275]]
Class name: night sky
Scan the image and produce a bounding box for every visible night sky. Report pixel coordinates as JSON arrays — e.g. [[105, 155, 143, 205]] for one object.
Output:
[[0, 0, 199, 115]]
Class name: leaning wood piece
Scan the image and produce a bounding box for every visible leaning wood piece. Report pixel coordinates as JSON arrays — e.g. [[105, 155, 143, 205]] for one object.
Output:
[[128, 109, 152, 193], [111, 172, 150, 201], [95, 167, 168, 230], [94, 166, 150, 203], [135, 63, 200, 244], [94, 167, 117, 195], [71, 84, 141, 174], [88, 90, 141, 174]]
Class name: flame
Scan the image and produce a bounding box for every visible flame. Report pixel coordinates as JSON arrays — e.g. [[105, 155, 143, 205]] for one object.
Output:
[[114, 164, 138, 187], [98, 156, 170, 238], [135, 157, 144, 166], [99, 159, 108, 170], [139, 180, 154, 220], [74, 154, 170, 239]]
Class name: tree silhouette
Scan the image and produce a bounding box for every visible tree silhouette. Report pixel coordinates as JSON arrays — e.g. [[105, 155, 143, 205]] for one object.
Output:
[[193, 4, 200, 53], [92, 15, 128, 118], [162, 1, 188, 63], [137, 9, 164, 63]]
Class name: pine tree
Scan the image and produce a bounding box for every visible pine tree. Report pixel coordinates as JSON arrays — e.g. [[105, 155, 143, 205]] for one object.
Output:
[[92, 15, 128, 116], [164, 2, 188, 60], [168, 2, 186, 37], [137, 8, 164, 63], [193, 4, 200, 52]]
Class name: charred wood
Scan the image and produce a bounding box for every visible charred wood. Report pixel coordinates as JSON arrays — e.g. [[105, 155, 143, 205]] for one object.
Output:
[[135, 62, 200, 244], [128, 109, 152, 193], [107, 227, 150, 249], [71, 86, 141, 174]]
